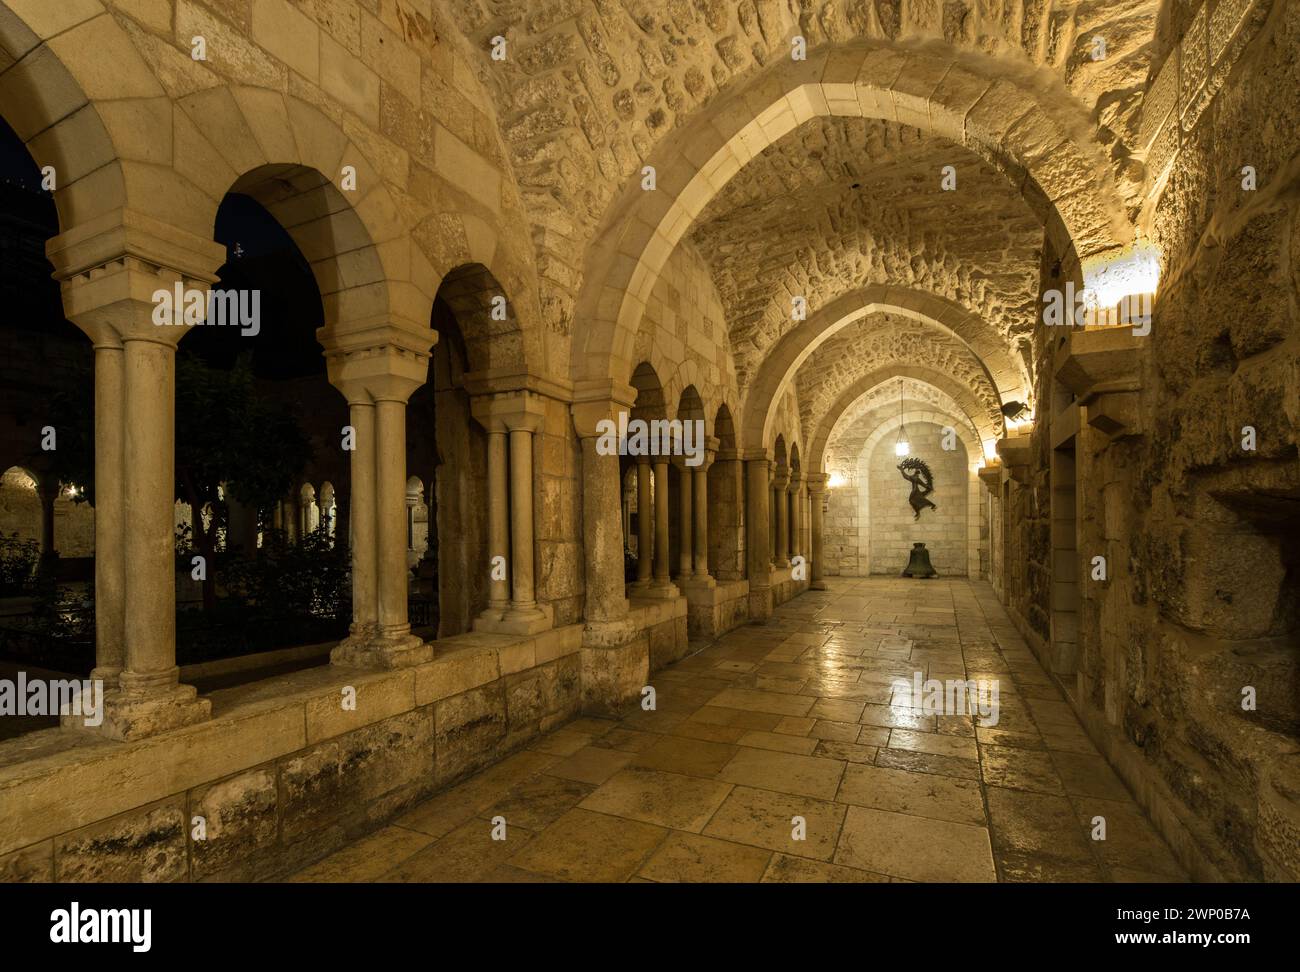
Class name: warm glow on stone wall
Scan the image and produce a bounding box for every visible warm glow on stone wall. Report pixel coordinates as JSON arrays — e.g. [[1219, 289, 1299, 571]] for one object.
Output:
[[1081, 239, 1161, 312]]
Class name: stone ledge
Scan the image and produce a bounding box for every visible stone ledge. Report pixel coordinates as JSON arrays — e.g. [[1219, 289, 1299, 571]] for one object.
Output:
[[0, 624, 583, 857]]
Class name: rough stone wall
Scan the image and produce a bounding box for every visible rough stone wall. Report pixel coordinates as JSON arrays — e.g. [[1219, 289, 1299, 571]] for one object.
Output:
[[693, 118, 1041, 392], [1000, 0, 1300, 880], [865, 421, 969, 576], [450, 0, 1159, 346]]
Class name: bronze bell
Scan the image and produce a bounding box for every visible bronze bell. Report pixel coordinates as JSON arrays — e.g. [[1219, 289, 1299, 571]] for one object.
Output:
[[901, 542, 937, 579]]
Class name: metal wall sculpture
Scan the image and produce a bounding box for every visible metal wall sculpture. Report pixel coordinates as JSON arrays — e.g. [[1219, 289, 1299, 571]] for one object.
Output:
[[897, 457, 937, 520]]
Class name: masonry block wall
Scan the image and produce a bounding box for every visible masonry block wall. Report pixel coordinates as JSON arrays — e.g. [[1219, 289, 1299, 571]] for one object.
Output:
[[865, 421, 969, 576], [998, 0, 1300, 880]]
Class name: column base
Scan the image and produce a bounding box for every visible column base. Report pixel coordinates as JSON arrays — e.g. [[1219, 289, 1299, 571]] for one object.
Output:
[[475, 601, 553, 636], [331, 629, 432, 669], [580, 618, 648, 716], [747, 584, 774, 621], [64, 683, 211, 741], [643, 578, 680, 599], [680, 574, 717, 592], [811, 580, 829, 591]]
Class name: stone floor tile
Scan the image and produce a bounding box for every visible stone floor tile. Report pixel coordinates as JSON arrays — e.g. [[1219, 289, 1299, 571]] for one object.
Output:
[[708, 688, 817, 717], [527, 729, 596, 757], [507, 809, 666, 883], [590, 727, 662, 753], [887, 728, 979, 760], [1051, 751, 1132, 801], [837, 763, 987, 826], [703, 785, 846, 861], [637, 832, 772, 882], [288, 826, 434, 882], [481, 773, 597, 831], [735, 730, 820, 754], [377, 819, 536, 883], [834, 806, 996, 882], [809, 698, 867, 723], [980, 746, 1066, 795], [874, 747, 981, 781], [717, 747, 847, 800], [761, 853, 890, 883], [812, 740, 879, 764], [545, 746, 635, 785], [579, 768, 734, 831], [631, 735, 740, 776]]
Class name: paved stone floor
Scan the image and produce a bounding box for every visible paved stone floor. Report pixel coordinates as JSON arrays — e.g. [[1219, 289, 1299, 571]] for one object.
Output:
[[286, 578, 1188, 883]]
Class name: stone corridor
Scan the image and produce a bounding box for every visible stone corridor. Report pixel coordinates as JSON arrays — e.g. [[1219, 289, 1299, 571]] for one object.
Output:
[[286, 579, 1186, 883], [1, 0, 1296, 889]]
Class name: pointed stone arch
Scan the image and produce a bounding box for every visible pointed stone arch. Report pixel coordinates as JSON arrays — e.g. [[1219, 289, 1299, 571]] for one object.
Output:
[[572, 41, 1133, 389], [741, 286, 1020, 452], [808, 366, 1000, 475]]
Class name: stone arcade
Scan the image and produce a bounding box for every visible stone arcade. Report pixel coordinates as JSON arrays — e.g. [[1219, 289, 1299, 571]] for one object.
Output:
[[0, 0, 1295, 884]]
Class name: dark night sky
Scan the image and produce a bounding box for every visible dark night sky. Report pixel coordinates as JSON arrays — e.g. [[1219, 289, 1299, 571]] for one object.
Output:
[[0, 114, 325, 379]]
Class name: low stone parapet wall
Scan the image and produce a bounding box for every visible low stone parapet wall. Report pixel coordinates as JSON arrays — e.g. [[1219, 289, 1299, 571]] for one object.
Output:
[[0, 624, 583, 882]]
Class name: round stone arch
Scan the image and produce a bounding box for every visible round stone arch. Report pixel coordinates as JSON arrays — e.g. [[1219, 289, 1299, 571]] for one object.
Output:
[[570, 40, 1132, 390], [853, 407, 984, 578], [825, 391, 982, 477], [808, 366, 1000, 476], [664, 358, 726, 437], [435, 262, 543, 375], [172, 89, 437, 338], [0, 3, 146, 233], [742, 287, 1020, 452]]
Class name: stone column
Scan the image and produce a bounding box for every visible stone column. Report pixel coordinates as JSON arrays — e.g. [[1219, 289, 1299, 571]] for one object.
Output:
[[788, 472, 802, 561], [650, 456, 675, 596], [50, 214, 226, 739], [675, 458, 693, 581], [344, 400, 378, 642], [745, 454, 773, 619], [480, 427, 510, 619], [375, 398, 422, 647], [692, 453, 712, 580], [471, 391, 551, 635], [572, 385, 647, 714], [505, 423, 547, 628], [709, 448, 744, 581], [325, 329, 436, 670], [634, 458, 652, 588], [769, 476, 778, 565], [91, 339, 125, 684], [807, 473, 827, 590], [773, 469, 790, 567]]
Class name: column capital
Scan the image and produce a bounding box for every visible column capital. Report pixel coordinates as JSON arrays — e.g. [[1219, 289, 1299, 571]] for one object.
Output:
[[806, 472, 828, 494], [673, 443, 716, 471], [772, 470, 790, 490], [48, 208, 227, 347], [324, 329, 436, 405], [472, 388, 547, 433], [570, 380, 637, 438]]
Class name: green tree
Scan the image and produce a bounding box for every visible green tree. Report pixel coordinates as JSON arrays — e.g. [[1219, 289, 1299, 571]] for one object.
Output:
[[175, 352, 312, 610], [43, 352, 313, 612]]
